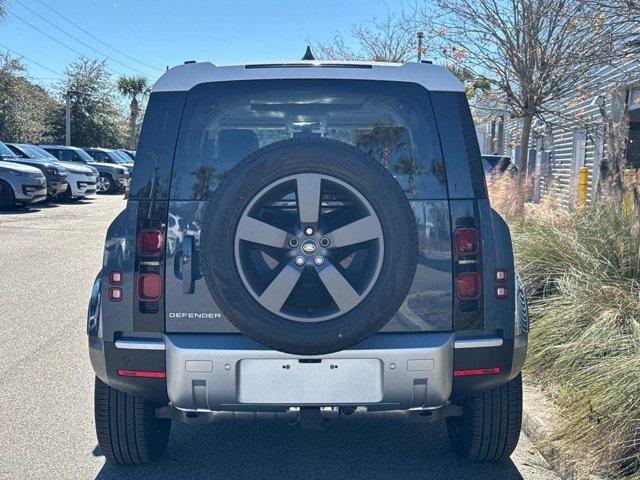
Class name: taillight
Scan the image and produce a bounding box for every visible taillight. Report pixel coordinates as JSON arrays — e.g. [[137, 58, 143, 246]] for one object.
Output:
[[454, 228, 479, 254], [137, 273, 162, 300], [456, 272, 480, 299], [137, 229, 164, 257], [108, 287, 122, 302], [124, 185, 130, 199], [495, 268, 508, 282], [495, 285, 509, 299], [108, 271, 123, 285]]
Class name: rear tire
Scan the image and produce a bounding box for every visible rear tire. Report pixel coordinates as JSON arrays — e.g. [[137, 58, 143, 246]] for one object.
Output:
[[0, 180, 15, 210], [446, 374, 522, 462], [94, 376, 171, 465]]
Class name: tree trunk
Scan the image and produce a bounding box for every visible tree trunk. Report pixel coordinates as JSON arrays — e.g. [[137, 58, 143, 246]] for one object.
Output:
[[519, 113, 533, 183], [129, 97, 139, 150]]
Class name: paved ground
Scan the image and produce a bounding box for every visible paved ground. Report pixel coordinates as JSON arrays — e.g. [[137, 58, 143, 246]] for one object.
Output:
[[0, 195, 559, 479]]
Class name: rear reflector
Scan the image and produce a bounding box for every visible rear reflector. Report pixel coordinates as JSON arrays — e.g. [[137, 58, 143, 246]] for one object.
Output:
[[108, 287, 122, 302], [456, 272, 481, 299], [137, 273, 162, 300], [454, 228, 479, 254], [454, 367, 501, 377], [117, 369, 166, 379], [137, 229, 164, 257]]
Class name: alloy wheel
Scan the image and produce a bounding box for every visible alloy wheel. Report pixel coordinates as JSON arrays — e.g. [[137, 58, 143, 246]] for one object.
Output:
[[234, 173, 384, 322]]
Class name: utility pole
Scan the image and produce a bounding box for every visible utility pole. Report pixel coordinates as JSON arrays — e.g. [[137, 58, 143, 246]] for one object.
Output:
[[417, 32, 424, 62], [65, 90, 87, 146]]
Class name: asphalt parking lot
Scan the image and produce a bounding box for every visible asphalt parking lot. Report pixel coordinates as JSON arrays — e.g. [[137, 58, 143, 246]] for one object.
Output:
[[0, 195, 559, 480]]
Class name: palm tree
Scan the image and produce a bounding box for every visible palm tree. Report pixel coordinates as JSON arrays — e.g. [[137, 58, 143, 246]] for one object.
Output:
[[392, 154, 425, 198], [354, 123, 407, 169], [117, 75, 149, 150]]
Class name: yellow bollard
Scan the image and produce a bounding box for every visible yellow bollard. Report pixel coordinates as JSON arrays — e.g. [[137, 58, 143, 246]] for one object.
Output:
[[622, 169, 634, 216], [577, 166, 588, 210]]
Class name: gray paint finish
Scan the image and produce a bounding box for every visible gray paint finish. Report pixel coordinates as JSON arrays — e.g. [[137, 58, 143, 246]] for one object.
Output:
[[164, 200, 453, 333]]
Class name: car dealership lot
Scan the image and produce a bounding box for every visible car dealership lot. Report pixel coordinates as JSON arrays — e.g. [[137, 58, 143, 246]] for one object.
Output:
[[0, 195, 557, 480]]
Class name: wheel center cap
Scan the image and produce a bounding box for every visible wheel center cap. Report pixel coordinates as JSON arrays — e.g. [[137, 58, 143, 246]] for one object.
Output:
[[301, 239, 318, 255]]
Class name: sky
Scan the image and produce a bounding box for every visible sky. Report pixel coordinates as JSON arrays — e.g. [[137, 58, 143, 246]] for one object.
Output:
[[0, 0, 406, 88]]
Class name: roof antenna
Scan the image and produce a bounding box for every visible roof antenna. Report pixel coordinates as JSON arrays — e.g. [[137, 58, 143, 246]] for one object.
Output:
[[302, 46, 315, 61]]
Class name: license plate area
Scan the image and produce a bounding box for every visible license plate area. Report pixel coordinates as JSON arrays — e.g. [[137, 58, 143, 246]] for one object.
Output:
[[238, 358, 383, 404]]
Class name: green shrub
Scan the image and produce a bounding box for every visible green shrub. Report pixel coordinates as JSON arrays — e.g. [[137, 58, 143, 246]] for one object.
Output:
[[510, 200, 640, 477]]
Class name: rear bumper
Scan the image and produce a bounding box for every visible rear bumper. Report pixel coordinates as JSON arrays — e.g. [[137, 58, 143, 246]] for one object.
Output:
[[89, 331, 527, 410]]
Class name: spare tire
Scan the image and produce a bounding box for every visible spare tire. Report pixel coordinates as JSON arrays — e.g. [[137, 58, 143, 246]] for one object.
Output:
[[201, 138, 417, 355]]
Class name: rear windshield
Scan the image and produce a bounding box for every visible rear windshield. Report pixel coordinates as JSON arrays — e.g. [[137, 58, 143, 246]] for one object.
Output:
[[170, 80, 447, 200]]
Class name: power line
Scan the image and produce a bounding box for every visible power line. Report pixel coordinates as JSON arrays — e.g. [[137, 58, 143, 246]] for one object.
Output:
[[33, 0, 163, 73], [0, 42, 63, 77], [6, 7, 128, 77], [12, 0, 154, 76]]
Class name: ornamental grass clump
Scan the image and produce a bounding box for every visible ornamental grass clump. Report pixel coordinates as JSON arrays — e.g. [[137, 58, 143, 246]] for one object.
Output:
[[488, 174, 640, 478]]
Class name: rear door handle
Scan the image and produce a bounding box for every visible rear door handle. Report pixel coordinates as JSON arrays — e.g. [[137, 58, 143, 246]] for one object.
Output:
[[182, 235, 195, 294]]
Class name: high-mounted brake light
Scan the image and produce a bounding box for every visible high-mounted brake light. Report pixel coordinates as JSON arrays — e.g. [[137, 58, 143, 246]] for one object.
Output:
[[454, 367, 501, 377], [456, 272, 480, 299], [117, 369, 166, 379], [137, 273, 162, 300], [137, 229, 164, 257], [454, 228, 479, 254]]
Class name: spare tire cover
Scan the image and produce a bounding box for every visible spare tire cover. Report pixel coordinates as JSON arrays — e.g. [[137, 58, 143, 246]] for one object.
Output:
[[201, 138, 418, 355]]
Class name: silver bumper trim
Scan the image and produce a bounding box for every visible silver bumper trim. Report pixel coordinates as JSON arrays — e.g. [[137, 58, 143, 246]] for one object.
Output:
[[115, 339, 166, 350], [454, 337, 503, 349], [164, 333, 455, 412]]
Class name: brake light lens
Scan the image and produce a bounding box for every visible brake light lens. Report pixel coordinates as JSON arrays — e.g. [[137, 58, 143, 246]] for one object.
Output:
[[117, 369, 166, 379], [454, 228, 479, 254], [137, 229, 164, 257], [454, 367, 501, 377], [456, 272, 480, 299], [137, 273, 162, 300]]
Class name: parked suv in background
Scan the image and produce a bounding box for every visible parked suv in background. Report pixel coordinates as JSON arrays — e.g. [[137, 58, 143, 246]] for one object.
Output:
[[40, 145, 130, 194], [88, 61, 528, 465], [83, 147, 134, 169], [0, 153, 47, 210], [119, 149, 136, 161], [7, 143, 97, 200], [1, 141, 67, 198]]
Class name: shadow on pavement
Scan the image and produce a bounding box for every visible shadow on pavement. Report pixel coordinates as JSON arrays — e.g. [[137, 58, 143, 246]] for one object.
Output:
[[94, 419, 523, 480]]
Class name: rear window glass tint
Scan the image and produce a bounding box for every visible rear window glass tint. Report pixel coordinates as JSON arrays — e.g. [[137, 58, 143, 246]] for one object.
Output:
[[170, 79, 447, 200], [130, 91, 186, 200]]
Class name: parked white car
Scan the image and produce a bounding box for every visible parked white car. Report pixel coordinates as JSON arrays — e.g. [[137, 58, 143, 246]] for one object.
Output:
[[9, 144, 98, 200]]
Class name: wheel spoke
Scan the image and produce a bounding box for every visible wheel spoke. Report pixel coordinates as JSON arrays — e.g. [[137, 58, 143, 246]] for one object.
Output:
[[296, 174, 322, 224], [317, 262, 361, 313], [259, 263, 302, 312], [237, 216, 289, 248], [325, 215, 382, 248]]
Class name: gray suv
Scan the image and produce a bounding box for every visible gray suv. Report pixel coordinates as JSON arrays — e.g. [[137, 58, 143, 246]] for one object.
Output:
[[0, 158, 47, 209], [40, 145, 130, 193], [88, 60, 528, 465]]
